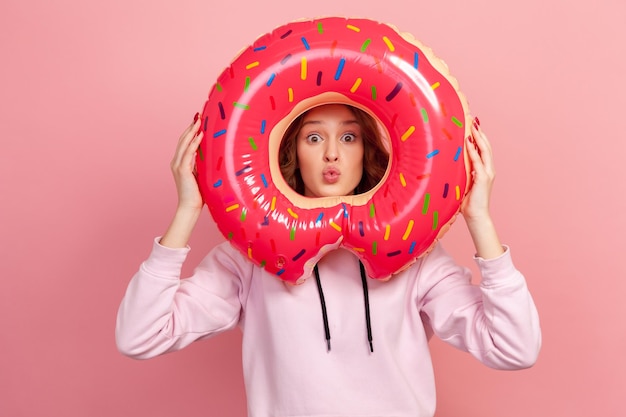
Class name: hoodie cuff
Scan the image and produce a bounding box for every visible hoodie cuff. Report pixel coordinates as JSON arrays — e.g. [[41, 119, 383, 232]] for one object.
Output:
[[141, 237, 191, 279], [474, 245, 521, 287]]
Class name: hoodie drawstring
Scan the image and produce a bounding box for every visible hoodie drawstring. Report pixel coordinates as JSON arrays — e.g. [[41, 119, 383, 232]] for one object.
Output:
[[313, 261, 374, 353], [313, 264, 331, 351]]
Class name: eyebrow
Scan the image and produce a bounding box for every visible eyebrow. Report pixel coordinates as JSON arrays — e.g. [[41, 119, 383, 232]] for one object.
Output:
[[301, 119, 359, 126]]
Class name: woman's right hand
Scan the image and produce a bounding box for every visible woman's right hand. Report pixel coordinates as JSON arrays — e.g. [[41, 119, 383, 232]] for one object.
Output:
[[171, 115, 204, 211], [159, 114, 205, 248]]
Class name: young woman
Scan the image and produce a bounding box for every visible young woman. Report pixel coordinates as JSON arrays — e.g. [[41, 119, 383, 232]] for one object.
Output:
[[116, 104, 541, 417]]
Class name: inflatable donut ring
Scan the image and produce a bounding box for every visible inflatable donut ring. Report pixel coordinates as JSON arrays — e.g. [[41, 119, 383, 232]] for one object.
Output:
[[197, 17, 471, 284]]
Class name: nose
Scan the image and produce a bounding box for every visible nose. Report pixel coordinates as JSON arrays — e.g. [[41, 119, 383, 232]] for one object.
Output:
[[324, 140, 339, 162]]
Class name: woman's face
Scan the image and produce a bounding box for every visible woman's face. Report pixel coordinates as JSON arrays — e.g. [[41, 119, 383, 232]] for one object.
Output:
[[296, 104, 364, 198]]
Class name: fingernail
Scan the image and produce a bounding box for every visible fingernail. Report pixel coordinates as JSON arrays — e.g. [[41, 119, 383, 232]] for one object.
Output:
[[193, 112, 200, 122], [474, 116, 480, 126], [473, 120, 479, 130]]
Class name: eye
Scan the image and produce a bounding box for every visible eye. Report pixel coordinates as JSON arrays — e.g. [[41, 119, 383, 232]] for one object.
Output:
[[306, 133, 323, 143], [341, 133, 357, 143]]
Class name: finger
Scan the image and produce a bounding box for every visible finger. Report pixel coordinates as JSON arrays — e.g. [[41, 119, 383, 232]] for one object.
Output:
[[470, 121, 494, 172], [172, 117, 202, 168], [179, 132, 204, 173], [178, 115, 201, 142]]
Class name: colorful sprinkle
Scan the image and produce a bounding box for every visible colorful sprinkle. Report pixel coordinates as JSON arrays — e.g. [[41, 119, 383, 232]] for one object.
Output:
[[455, 185, 461, 200], [293, 249, 306, 261], [315, 212, 324, 225], [253, 46, 266, 52], [431, 81, 441, 90], [421, 108, 429, 122], [261, 216, 269, 226], [371, 86, 378, 100], [413, 52, 419, 69], [276, 269, 285, 276], [301, 37, 310, 50], [271, 196, 276, 211], [301, 57, 307, 80], [360, 39, 371, 52], [267, 73, 276, 86], [409, 241, 417, 254], [369, 203, 376, 217], [240, 209, 247, 222], [454, 146, 462, 161], [247, 247, 252, 258], [329, 219, 342, 232], [233, 102, 249, 110], [317, 22, 323, 33], [244, 76, 251, 92], [401, 126, 415, 141], [374, 57, 383, 73], [198, 146, 204, 161], [218, 102, 225, 119], [260, 174, 268, 188], [372, 241, 378, 255], [290, 226, 296, 240], [316, 71, 323, 86], [387, 250, 401, 257], [432, 211, 439, 229], [288, 87, 294, 102], [248, 137, 258, 151], [287, 207, 298, 219], [213, 179, 222, 187], [280, 29, 293, 39], [334, 58, 346, 80], [350, 78, 362, 93], [402, 220, 414, 240], [226, 204, 240, 213], [382, 36, 395, 51], [451, 116, 463, 127], [213, 129, 227, 138], [260, 120, 266, 134], [347, 24, 360, 32], [246, 61, 259, 70], [269, 96, 276, 110], [358, 221, 364, 236], [443, 183, 449, 198], [399, 172, 407, 187], [281, 54, 292, 65], [422, 193, 430, 214], [342, 203, 349, 218], [385, 82, 403, 101], [426, 150, 440, 158], [235, 166, 252, 176], [384, 225, 391, 240]]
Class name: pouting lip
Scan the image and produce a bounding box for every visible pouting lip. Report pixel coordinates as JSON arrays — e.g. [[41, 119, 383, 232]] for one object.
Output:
[[322, 166, 341, 176], [322, 166, 340, 183]]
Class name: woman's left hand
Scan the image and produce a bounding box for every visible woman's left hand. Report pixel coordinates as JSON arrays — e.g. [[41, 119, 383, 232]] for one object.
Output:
[[461, 118, 505, 259], [462, 118, 496, 224]]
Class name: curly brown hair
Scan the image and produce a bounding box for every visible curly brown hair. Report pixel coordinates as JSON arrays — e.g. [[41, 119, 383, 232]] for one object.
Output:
[[279, 105, 389, 196]]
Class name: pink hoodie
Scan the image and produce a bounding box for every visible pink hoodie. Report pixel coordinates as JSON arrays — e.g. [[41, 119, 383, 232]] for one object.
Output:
[[116, 239, 541, 417]]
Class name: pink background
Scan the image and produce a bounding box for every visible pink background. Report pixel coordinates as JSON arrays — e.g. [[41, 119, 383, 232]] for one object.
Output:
[[1, 0, 624, 416]]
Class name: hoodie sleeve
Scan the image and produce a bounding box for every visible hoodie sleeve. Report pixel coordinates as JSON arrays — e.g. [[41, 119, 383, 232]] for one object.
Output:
[[115, 239, 252, 359], [416, 244, 541, 370]]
